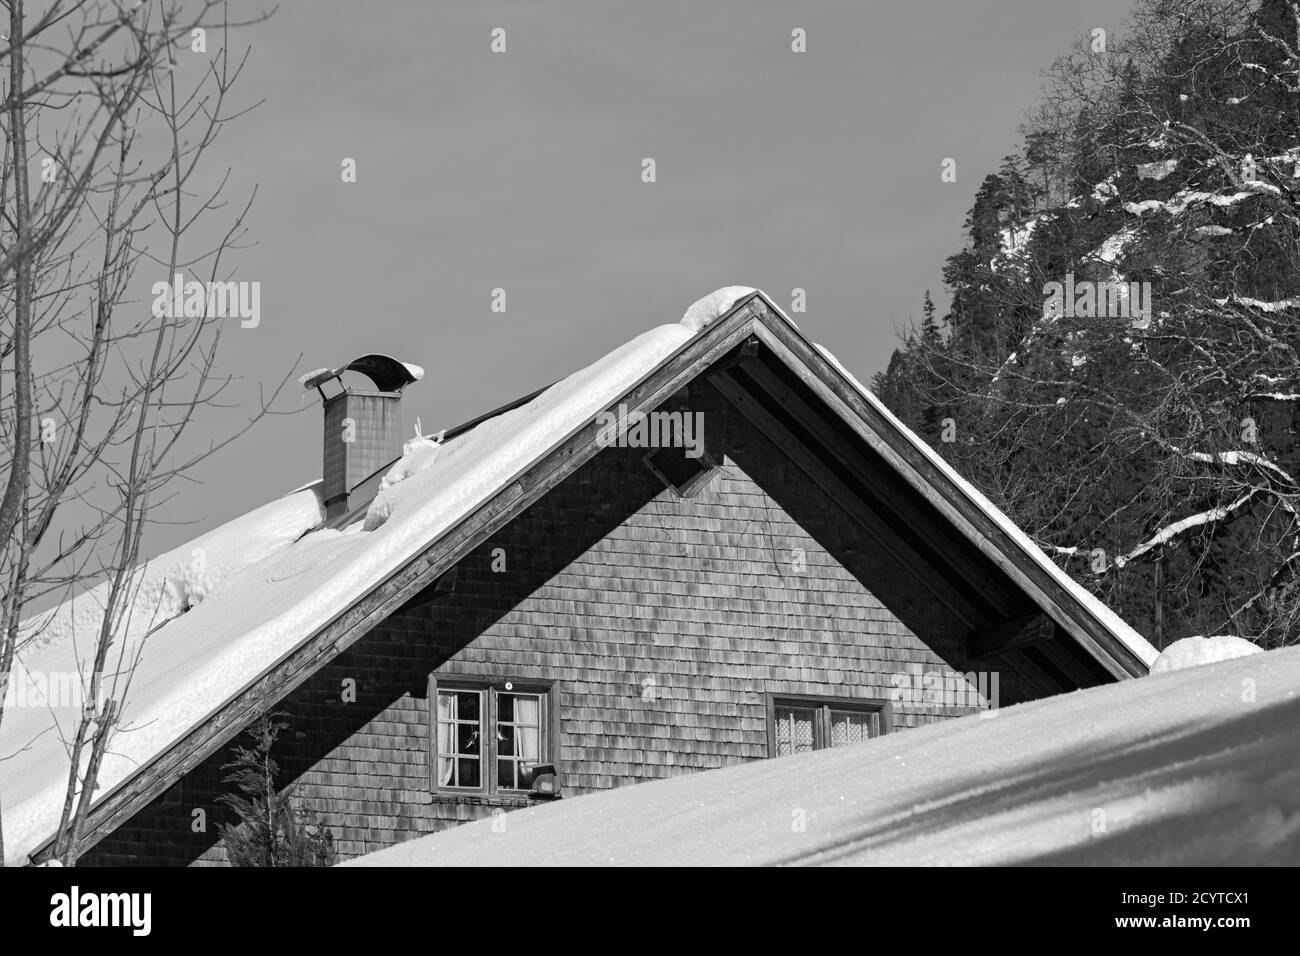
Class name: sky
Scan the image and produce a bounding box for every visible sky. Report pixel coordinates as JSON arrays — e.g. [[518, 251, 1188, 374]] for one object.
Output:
[[138, 0, 1142, 555]]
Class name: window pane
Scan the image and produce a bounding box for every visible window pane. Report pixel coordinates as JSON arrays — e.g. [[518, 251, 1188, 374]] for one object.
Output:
[[829, 709, 879, 747], [515, 726, 539, 762], [456, 691, 480, 721], [501, 693, 540, 727], [437, 692, 456, 721], [775, 707, 815, 756], [498, 723, 516, 757], [498, 758, 519, 790], [456, 721, 481, 755], [457, 758, 480, 788]]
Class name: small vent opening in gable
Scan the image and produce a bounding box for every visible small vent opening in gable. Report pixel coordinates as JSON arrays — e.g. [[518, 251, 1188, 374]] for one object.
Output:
[[644, 445, 717, 497]]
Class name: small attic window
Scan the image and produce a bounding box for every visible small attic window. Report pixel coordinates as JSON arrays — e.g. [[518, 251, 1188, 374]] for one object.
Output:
[[643, 445, 717, 497]]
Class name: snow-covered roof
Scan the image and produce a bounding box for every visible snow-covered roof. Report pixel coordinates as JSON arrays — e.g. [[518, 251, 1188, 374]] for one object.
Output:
[[1, 286, 1154, 866], [1, 287, 753, 865], [346, 644, 1300, 866]]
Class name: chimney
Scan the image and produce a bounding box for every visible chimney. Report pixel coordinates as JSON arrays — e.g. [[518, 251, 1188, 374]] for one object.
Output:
[[302, 354, 423, 520]]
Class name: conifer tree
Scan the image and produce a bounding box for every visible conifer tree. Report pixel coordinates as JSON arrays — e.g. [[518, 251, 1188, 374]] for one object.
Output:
[[217, 714, 336, 867], [874, 0, 1300, 647]]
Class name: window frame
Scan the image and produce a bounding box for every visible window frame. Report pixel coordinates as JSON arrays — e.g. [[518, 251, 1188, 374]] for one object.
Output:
[[427, 675, 559, 797], [765, 693, 891, 757]]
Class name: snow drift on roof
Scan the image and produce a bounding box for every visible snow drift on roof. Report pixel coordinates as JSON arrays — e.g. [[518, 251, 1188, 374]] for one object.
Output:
[[346, 645, 1300, 866], [18, 490, 325, 654], [679, 286, 755, 334], [1152, 634, 1262, 673]]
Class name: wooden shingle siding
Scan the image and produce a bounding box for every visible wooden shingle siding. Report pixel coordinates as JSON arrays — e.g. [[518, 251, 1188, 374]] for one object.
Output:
[[81, 378, 995, 866]]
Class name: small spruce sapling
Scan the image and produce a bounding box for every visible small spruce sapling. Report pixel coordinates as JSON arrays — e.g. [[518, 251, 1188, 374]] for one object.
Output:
[[217, 714, 336, 866]]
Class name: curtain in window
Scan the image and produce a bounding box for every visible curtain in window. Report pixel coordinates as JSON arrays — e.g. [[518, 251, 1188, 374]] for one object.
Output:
[[829, 709, 877, 747], [775, 707, 815, 757], [513, 696, 541, 766], [436, 692, 456, 786]]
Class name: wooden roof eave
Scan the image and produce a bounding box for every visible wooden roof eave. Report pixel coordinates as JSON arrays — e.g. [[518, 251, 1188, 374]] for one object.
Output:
[[739, 297, 1149, 681]]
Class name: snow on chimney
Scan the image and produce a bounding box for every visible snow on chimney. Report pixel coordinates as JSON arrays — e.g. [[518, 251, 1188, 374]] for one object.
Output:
[[300, 354, 424, 520]]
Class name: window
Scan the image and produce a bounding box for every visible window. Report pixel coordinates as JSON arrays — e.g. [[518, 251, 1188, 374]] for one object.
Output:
[[496, 691, 543, 791], [435, 688, 484, 789], [768, 695, 889, 757], [430, 679, 553, 794], [773, 704, 817, 757]]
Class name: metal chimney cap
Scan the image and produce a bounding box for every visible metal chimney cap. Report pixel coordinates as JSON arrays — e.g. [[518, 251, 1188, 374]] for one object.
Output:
[[300, 353, 424, 395]]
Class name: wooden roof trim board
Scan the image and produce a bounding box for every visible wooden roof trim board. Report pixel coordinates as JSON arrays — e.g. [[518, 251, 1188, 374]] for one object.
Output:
[[741, 296, 1153, 678]]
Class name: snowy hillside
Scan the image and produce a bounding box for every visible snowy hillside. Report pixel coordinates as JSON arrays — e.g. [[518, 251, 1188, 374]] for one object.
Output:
[[346, 645, 1300, 866]]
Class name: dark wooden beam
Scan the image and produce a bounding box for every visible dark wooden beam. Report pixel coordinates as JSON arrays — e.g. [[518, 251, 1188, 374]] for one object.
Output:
[[402, 566, 459, 610], [711, 370, 988, 629], [1001, 648, 1063, 698], [741, 302, 1147, 679], [734, 358, 1020, 619], [1037, 638, 1103, 689], [968, 613, 1055, 663], [706, 334, 762, 373]]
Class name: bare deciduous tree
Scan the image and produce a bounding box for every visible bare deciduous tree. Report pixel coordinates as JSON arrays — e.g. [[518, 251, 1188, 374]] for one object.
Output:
[[0, 0, 282, 866]]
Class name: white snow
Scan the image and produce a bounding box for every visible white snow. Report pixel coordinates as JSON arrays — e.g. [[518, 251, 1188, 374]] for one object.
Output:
[[1214, 295, 1300, 314], [298, 359, 424, 390], [1137, 159, 1178, 181], [1091, 174, 1120, 201], [679, 286, 756, 334], [992, 215, 1047, 275], [1113, 492, 1257, 568], [18, 490, 324, 653], [0, 286, 760, 866], [298, 367, 332, 387], [1092, 225, 1138, 264], [346, 644, 1299, 866], [997, 216, 1041, 255], [1124, 190, 1255, 217], [363, 434, 451, 531], [1151, 635, 1263, 674]]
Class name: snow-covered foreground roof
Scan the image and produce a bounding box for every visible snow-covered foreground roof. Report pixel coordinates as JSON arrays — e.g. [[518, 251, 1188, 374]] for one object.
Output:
[[348, 645, 1300, 867]]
